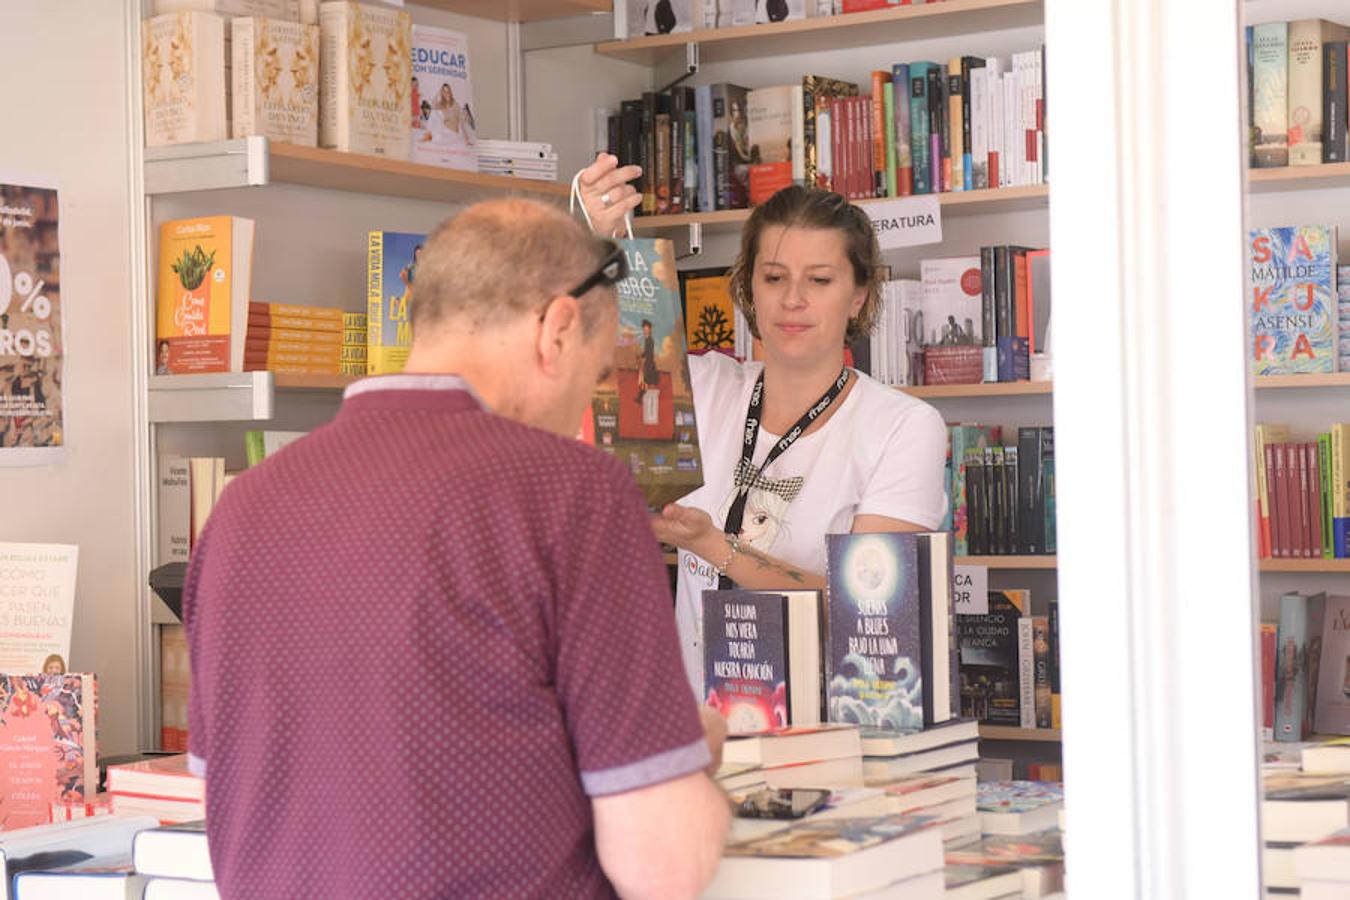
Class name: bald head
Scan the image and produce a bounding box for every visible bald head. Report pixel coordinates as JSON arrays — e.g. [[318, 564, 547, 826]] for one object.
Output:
[[410, 197, 613, 341]]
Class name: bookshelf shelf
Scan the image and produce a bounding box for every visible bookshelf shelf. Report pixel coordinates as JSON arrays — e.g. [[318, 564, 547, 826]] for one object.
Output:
[[633, 185, 1049, 235], [596, 0, 1044, 65], [956, 555, 1057, 569], [419, 0, 609, 21], [148, 372, 356, 423], [1253, 373, 1350, 390], [900, 381, 1053, 399], [1259, 559, 1350, 573], [978, 725, 1062, 742], [144, 137, 568, 202], [1247, 161, 1350, 194]]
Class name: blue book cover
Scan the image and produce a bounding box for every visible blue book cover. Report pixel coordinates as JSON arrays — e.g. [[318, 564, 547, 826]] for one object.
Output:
[[366, 230, 426, 375], [702, 590, 789, 734], [825, 533, 923, 731], [1275, 591, 1327, 742], [908, 63, 935, 195], [1249, 226, 1336, 375]]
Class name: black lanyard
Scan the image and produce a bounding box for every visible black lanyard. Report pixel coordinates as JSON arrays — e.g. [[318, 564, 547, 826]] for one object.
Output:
[[722, 367, 851, 539]]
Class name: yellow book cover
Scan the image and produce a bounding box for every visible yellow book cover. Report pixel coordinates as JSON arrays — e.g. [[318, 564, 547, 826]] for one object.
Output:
[[682, 271, 736, 355], [343, 312, 367, 329], [143, 12, 228, 148], [366, 230, 422, 374], [156, 217, 255, 374]]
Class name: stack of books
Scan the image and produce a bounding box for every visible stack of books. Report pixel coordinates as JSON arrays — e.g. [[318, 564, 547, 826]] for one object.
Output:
[[944, 830, 1067, 897], [1296, 828, 1350, 899], [1261, 759, 1350, 893], [476, 139, 558, 181], [719, 724, 865, 792], [135, 821, 217, 900], [976, 780, 1064, 836], [0, 814, 160, 899], [705, 812, 946, 899], [107, 755, 205, 824], [341, 312, 367, 377], [245, 302, 345, 375], [860, 720, 982, 847]]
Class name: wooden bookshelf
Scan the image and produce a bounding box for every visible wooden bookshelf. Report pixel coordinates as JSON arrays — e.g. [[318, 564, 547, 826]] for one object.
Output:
[[596, 0, 1044, 65], [900, 381, 1053, 400], [1259, 558, 1350, 573], [956, 555, 1058, 569], [419, 0, 609, 21], [633, 185, 1049, 235], [1248, 161, 1350, 194], [1253, 373, 1350, 390], [979, 725, 1062, 742], [144, 138, 568, 203]]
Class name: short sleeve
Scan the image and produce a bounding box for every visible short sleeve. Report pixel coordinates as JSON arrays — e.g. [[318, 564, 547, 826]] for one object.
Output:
[[552, 460, 711, 797], [855, 398, 949, 529]]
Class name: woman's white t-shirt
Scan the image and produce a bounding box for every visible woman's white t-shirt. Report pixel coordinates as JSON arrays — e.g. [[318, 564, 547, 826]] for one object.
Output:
[[674, 352, 949, 697]]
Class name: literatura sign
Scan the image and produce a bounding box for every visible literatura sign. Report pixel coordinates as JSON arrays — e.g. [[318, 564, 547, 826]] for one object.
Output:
[[864, 195, 943, 250]]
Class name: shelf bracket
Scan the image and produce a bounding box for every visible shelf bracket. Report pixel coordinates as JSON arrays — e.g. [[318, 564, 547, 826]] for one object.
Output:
[[658, 42, 700, 94], [677, 222, 703, 260]]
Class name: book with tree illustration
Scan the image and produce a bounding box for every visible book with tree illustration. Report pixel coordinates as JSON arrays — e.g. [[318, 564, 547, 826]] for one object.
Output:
[[680, 268, 737, 357], [155, 217, 255, 374]]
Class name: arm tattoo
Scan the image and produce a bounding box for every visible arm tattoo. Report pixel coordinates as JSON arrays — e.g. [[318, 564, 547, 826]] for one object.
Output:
[[739, 545, 808, 583]]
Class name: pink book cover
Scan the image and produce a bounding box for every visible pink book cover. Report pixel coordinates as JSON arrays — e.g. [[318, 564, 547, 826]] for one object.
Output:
[[0, 674, 96, 831]]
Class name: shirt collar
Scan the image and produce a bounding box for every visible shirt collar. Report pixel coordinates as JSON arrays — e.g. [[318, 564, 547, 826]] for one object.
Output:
[[343, 374, 487, 409]]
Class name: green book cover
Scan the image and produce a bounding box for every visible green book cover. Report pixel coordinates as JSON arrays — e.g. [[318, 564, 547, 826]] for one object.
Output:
[[244, 430, 265, 467]]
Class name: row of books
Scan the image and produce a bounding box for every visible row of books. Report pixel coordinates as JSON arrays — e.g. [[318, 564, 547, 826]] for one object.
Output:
[[143, 3, 480, 175], [1247, 226, 1350, 376], [959, 591, 1061, 731], [154, 215, 412, 377], [1253, 424, 1350, 560], [615, 0, 947, 39], [1262, 592, 1350, 744], [1260, 740, 1350, 895], [702, 530, 958, 733], [945, 425, 1057, 558], [607, 46, 1046, 217], [476, 139, 558, 182], [1248, 18, 1350, 169]]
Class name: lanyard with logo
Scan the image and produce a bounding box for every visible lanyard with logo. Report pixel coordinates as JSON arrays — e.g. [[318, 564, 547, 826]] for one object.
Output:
[[722, 367, 851, 546]]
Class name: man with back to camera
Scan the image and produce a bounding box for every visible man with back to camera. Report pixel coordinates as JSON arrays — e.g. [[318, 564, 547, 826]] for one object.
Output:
[[183, 198, 730, 899]]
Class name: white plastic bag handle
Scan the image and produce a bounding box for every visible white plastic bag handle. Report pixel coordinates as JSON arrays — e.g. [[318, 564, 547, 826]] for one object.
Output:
[[570, 168, 635, 240]]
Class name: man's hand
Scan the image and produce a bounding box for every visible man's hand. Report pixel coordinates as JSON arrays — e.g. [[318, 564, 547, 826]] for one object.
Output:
[[698, 706, 728, 774], [577, 153, 642, 238]]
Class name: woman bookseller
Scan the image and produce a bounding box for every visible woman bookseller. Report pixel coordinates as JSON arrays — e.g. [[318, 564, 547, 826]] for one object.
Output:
[[577, 156, 948, 697]]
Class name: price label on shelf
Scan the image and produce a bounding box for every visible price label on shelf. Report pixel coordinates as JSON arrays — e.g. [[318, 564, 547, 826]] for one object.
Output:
[[864, 195, 943, 250], [953, 564, 987, 616]]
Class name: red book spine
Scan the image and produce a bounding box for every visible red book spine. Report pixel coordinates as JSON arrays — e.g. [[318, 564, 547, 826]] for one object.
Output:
[[830, 96, 843, 194], [1296, 443, 1311, 558], [847, 97, 860, 200], [1307, 442, 1325, 557]]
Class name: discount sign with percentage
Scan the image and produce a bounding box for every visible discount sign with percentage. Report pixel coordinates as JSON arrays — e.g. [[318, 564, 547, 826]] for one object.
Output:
[[0, 178, 64, 458]]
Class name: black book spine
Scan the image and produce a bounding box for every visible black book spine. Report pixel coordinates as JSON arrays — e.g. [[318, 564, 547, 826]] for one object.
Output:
[[1326, 42, 1348, 163], [993, 245, 1012, 343], [620, 99, 644, 209], [670, 90, 686, 214], [607, 114, 620, 159], [967, 456, 985, 556], [681, 87, 698, 212], [927, 68, 944, 192], [960, 56, 984, 190], [1004, 445, 1020, 555], [1039, 427, 1055, 553], [1018, 426, 1043, 554], [979, 246, 996, 347], [985, 447, 1001, 555]]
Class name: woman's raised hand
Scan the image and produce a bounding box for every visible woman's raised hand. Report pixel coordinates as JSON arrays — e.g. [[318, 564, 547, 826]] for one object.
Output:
[[577, 153, 643, 238]]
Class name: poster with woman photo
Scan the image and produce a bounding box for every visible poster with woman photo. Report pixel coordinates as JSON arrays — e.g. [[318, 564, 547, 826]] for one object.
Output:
[[0, 177, 64, 466], [410, 25, 478, 173]]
